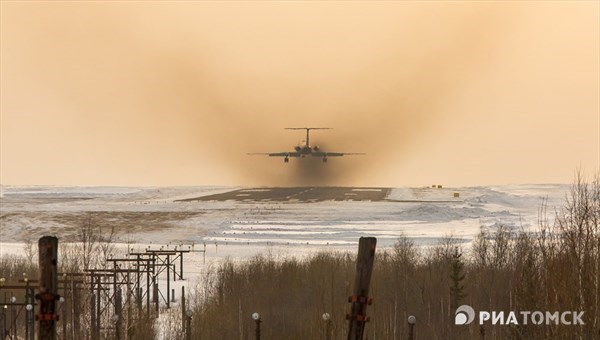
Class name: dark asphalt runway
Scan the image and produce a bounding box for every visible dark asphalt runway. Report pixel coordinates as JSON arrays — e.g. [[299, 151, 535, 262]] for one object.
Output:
[[178, 187, 391, 202]]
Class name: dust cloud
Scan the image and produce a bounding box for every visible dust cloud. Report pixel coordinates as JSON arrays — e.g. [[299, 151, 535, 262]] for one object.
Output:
[[1, 2, 597, 186], [139, 3, 516, 186]]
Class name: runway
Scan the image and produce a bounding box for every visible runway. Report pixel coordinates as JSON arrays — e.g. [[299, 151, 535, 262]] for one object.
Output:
[[177, 187, 391, 202]]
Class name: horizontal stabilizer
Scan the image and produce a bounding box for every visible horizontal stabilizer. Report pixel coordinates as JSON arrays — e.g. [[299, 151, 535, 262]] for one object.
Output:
[[284, 127, 332, 130]]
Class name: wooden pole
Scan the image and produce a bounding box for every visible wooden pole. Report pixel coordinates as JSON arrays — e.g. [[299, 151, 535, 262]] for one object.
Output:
[[72, 280, 79, 340], [127, 269, 132, 336], [62, 280, 67, 340], [181, 286, 186, 336], [166, 255, 171, 308], [115, 288, 122, 340], [37, 236, 59, 340], [254, 319, 261, 340], [407, 316, 416, 340], [136, 255, 142, 314], [154, 283, 159, 316], [11, 302, 16, 340], [346, 237, 377, 340], [95, 277, 101, 339], [180, 252, 184, 280], [186, 315, 192, 340], [90, 293, 97, 340], [1, 306, 5, 340], [146, 259, 151, 317], [0, 306, 8, 339], [26, 286, 35, 340]]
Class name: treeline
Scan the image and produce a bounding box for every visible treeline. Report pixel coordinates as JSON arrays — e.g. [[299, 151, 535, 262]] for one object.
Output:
[[189, 175, 599, 340]]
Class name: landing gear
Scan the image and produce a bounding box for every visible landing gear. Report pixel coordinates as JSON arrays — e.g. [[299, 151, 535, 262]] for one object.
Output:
[[322, 157, 328, 163], [284, 157, 289, 163]]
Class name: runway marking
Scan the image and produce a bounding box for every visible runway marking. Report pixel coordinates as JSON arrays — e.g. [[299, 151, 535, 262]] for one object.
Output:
[[286, 187, 315, 200]]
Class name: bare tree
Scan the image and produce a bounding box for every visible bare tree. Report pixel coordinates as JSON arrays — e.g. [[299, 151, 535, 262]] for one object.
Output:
[[22, 237, 35, 265], [77, 213, 99, 270], [98, 226, 117, 267], [555, 171, 600, 338]]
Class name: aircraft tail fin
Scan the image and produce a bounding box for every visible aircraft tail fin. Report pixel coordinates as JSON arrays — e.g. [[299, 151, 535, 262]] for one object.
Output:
[[284, 128, 331, 147]]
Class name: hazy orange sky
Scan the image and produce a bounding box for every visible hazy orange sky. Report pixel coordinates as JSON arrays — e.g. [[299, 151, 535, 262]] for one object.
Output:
[[1, 1, 598, 187]]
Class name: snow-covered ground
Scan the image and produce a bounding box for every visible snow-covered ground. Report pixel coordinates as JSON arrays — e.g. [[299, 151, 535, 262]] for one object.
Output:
[[0, 184, 567, 247]]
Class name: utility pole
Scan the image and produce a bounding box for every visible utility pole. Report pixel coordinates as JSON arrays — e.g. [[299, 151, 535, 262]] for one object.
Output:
[[62, 276, 67, 340], [10, 296, 16, 340], [184, 289, 192, 340], [322, 313, 332, 340], [346, 237, 377, 340], [90, 293, 97, 340], [1, 303, 5, 340], [154, 283, 159, 316], [180, 252, 184, 280], [146, 258, 151, 316], [166, 254, 170, 308], [72, 280, 80, 339], [96, 276, 100, 337], [136, 255, 142, 314], [25, 286, 35, 340], [115, 288, 122, 340], [36, 236, 59, 340], [252, 313, 261, 340], [181, 286, 186, 337], [407, 315, 416, 340]]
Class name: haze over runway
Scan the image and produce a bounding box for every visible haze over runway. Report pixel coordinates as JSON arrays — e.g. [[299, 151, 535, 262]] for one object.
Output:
[[1, 1, 598, 187]]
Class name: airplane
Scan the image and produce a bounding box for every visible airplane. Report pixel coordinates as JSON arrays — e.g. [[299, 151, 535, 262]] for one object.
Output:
[[248, 127, 365, 163]]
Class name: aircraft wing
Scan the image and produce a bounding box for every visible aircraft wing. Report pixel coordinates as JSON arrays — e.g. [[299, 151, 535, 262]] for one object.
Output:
[[311, 152, 365, 157], [248, 152, 302, 157]]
